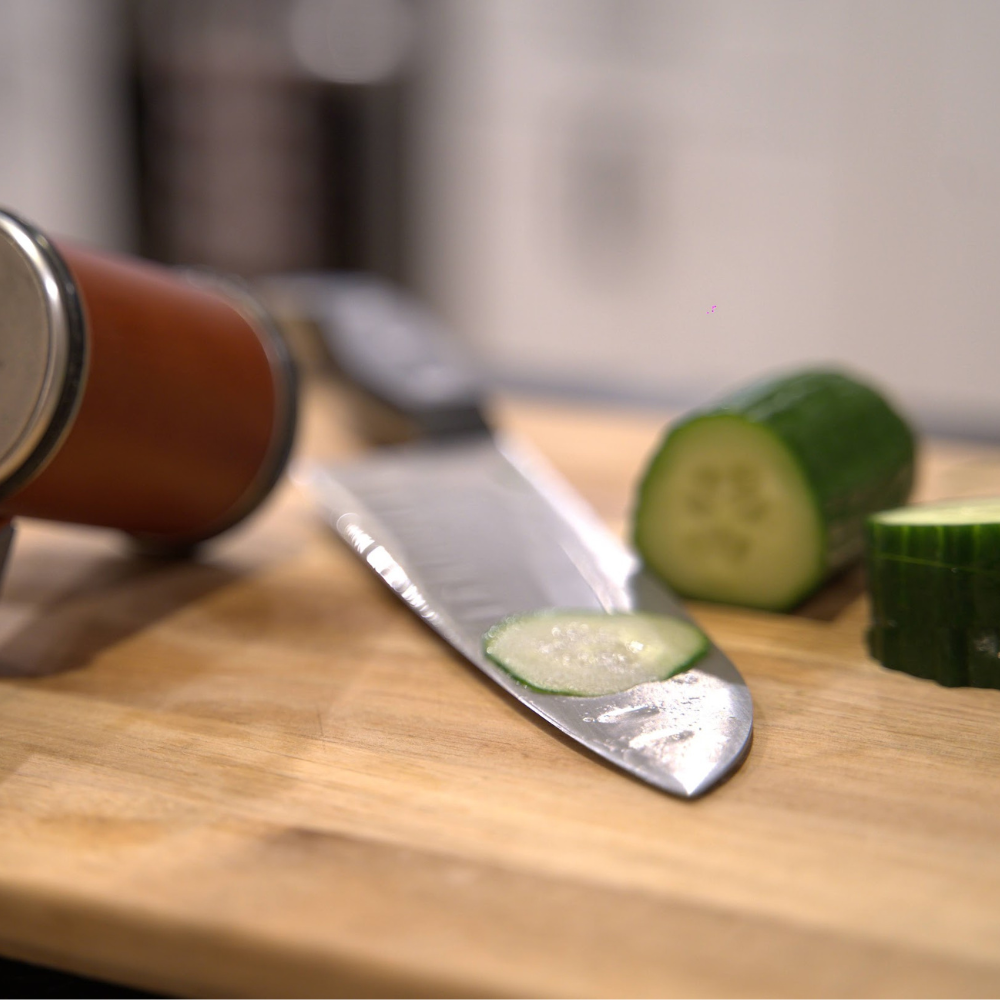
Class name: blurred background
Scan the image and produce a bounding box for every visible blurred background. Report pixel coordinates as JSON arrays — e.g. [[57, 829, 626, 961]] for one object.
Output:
[[1, 0, 998, 438]]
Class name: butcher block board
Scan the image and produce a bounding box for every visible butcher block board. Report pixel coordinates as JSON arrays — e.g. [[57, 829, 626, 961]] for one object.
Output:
[[1, 382, 999, 998]]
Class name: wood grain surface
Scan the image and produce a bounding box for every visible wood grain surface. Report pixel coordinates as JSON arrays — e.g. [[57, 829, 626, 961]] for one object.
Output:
[[0, 380, 999, 998]]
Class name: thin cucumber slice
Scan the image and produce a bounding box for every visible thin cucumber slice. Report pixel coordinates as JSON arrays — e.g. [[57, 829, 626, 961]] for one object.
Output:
[[867, 498, 1000, 573], [482, 611, 709, 696], [867, 557, 1000, 627], [867, 624, 1000, 689], [634, 369, 915, 611]]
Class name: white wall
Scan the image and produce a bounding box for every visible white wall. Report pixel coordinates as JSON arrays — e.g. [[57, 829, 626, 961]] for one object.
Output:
[[0, 0, 134, 248], [415, 0, 1000, 438]]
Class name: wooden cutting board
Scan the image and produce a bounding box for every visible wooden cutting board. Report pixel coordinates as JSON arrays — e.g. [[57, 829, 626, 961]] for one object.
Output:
[[0, 382, 999, 998]]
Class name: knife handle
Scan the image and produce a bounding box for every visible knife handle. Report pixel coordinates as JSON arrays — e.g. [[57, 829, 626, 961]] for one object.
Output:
[[261, 273, 489, 440]]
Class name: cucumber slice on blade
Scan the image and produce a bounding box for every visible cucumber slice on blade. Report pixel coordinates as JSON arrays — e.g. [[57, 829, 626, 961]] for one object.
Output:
[[482, 611, 709, 696], [634, 369, 915, 611]]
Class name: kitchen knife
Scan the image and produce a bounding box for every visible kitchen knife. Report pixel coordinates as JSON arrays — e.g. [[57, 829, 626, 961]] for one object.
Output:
[[265, 274, 752, 797]]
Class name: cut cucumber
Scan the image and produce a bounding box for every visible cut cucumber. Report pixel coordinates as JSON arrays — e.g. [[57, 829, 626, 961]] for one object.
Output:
[[865, 499, 1000, 686], [482, 611, 709, 696], [867, 498, 1000, 572], [867, 624, 1000, 689], [867, 557, 1000, 627], [633, 369, 915, 611]]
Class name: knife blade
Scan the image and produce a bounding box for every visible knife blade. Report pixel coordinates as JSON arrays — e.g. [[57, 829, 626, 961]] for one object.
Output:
[[264, 274, 752, 797]]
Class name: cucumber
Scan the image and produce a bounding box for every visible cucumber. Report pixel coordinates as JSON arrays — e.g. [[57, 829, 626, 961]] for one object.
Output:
[[867, 498, 1000, 572], [867, 558, 1000, 627], [482, 611, 709, 696], [633, 369, 916, 611], [867, 624, 1000, 689], [865, 499, 1000, 686]]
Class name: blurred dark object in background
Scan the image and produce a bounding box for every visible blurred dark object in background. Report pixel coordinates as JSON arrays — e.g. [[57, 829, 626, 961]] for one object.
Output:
[[132, 0, 415, 283], [4, 1, 999, 445]]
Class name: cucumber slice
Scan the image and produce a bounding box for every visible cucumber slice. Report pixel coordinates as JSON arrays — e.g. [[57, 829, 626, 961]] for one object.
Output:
[[867, 498, 1000, 572], [634, 369, 915, 611], [865, 499, 1000, 686], [482, 611, 709, 696], [867, 557, 1000, 627], [867, 624, 1000, 689]]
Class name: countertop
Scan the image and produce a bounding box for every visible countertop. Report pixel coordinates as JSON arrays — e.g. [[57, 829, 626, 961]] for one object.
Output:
[[0, 382, 999, 997]]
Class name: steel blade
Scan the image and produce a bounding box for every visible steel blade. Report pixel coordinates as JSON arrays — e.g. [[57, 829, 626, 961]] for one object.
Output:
[[299, 435, 752, 797]]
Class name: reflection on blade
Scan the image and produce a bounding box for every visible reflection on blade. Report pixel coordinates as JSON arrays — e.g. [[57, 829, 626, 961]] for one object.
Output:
[[298, 435, 752, 798], [563, 661, 751, 796]]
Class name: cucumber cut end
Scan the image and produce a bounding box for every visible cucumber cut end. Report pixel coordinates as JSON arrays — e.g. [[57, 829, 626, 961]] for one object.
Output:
[[634, 415, 825, 611], [483, 610, 710, 697]]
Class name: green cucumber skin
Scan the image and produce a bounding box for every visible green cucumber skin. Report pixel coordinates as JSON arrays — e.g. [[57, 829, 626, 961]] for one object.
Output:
[[635, 369, 916, 608], [866, 516, 1000, 574], [866, 556, 1000, 626], [716, 370, 915, 569], [867, 625, 1000, 689]]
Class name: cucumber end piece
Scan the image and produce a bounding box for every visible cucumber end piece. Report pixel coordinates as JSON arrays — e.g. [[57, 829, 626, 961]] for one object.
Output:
[[634, 414, 825, 611]]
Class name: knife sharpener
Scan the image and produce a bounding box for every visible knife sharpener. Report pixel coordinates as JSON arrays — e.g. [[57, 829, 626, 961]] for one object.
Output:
[[0, 207, 297, 585]]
